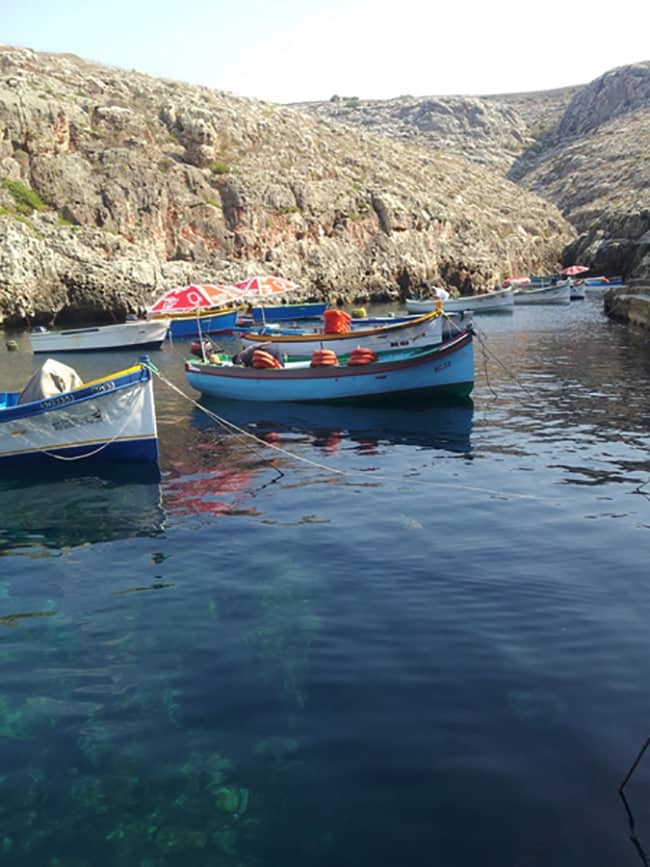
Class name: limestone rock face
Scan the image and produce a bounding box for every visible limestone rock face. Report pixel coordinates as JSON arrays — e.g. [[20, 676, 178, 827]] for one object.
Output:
[[0, 45, 574, 325], [556, 62, 650, 137], [510, 65, 650, 280], [297, 65, 650, 284], [291, 94, 535, 174]]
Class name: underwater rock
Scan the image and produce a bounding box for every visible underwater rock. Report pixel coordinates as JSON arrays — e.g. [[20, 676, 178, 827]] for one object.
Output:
[[254, 736, 300, 761], [154, 825, 207, 851], [205, 752, 233, 789], [215, 786, 241, 814], [212, 827, 237, 855]]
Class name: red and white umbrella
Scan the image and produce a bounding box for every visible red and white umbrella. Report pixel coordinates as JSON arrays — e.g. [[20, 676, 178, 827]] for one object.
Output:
[[503, 276, 531, 287], [230, 275, 299, 303], [147, 283, 238, 317], [560, 265, 589, 276]]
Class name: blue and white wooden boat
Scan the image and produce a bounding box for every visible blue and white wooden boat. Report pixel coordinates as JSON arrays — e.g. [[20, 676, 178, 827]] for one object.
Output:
[[164, 307, 238, 338], [0, 359, 158, 466], [239, 310, 444, 359], [251, 302, 327, 323], [584, 276, 624, 287], [185, 330, 474, 404]]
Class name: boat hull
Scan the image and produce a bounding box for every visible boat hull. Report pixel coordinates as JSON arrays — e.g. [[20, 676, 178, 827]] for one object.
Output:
[[186, 331, 474, 404], [407, 288, 513, 314], [585, 276, 623, 287], [240, 311, 444, 358], [163, 308, 238, 338], [29, 319, 170, 353], [251, 302, 327, 323], [0, 364, 158, 465], [513, 281, 571, 305]]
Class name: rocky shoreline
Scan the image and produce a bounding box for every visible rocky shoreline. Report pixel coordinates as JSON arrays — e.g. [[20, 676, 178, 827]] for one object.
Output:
[[604, 282, 650, 330], [0, 46, 648, 329]]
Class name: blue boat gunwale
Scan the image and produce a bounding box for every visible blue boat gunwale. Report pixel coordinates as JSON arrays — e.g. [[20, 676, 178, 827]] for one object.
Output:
[[186, 329, 472, 382], [0, 363, 152, 425], [240, 308, 442, 344], [250, 302, 327, 322], [154, 305, 239, 323]]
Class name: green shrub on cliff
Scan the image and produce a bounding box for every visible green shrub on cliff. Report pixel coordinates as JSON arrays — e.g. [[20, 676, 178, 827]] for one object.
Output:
[[209, 161, 230, 175], [1, 179, 48, 215]]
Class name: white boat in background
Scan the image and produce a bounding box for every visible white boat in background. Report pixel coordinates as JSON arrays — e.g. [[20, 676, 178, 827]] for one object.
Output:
[[29, 319, 170, 354], [406, 286, 514, 314], [569, 280, 586, 300], [513, 280, 571, 305]]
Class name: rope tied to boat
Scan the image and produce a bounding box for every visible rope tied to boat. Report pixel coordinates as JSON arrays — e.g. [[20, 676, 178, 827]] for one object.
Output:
[[141, 361, 347, 477], [39, 381, 144, 462], [141, 360, 566, 503]]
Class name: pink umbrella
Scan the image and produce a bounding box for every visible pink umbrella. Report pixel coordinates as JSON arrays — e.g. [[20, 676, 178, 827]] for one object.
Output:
[[230, 275, 299, 302], [560, 265, 589, 276], [147, 283, 238, 317]]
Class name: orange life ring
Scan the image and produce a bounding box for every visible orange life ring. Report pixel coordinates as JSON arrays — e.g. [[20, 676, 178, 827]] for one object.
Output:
[[252, 349, 282, 369], [348, 347, 378, 365], [310, 348, 339, 367]]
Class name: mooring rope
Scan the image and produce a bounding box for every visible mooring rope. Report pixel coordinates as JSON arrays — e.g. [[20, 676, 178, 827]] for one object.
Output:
[[469, 321, 538, 401], [143, 360, 561, 502], [40, 385, 143, 462], [144, 361, 346, 476]]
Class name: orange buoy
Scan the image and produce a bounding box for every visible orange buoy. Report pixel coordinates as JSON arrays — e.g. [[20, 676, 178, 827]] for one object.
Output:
[[252, 349, 282, 369], [347, 347, 378, 365], [323, 309, 352, 334], [310, 348, 339, 367]]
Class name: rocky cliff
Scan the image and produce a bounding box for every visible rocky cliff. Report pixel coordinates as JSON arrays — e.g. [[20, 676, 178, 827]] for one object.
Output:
[[0, 45, 574, 327], [511, 63, 650, 279], [296, 64, 650, 284]]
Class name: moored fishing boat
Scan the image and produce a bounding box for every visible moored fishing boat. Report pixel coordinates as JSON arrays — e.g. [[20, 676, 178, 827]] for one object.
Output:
[[0, 358, 159, 466], [161, 307, 239, 338], [250, 302, 327, 323], [29, 318, 170, 353], [584, 275, 624, 289], [513, 280, 571, 305], [185, 329, 474, 404], [406, 286, 514, 314], [239, 310, 444, 359]]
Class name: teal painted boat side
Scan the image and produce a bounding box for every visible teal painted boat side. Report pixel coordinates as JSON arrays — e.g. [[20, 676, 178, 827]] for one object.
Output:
[[185, 332, 474, 404]]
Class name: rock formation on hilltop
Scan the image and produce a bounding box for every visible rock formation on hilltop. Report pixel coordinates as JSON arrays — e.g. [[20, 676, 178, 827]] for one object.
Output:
[[291, 94, 537, 174], [297, 66, 650, 284], [511, 63, 650, 279], [0, 45, 573, 326]]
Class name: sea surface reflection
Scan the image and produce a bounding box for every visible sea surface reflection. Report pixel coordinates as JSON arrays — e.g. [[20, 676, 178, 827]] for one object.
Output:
[[1, 296, 649, 867]]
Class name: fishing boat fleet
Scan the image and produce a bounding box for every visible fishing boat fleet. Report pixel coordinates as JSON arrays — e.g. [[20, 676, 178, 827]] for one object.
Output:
[[1, 266, 620, 468]]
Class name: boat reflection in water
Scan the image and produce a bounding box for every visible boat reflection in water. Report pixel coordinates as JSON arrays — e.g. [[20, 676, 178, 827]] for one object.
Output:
[[0, 464, 164, 554], [192, 396, 474, 457]]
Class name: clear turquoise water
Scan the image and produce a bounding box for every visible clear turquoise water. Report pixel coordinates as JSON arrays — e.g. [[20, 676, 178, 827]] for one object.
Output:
[[1, 297, 649, 867]]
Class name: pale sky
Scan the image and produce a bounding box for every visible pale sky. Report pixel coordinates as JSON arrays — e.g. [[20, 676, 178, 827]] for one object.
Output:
[[3, 0, 648, 103]]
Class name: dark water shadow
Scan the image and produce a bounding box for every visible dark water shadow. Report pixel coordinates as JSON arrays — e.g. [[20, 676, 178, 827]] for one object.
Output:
[[192, 396, 474, 456], [0, 463, 164, 553]]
